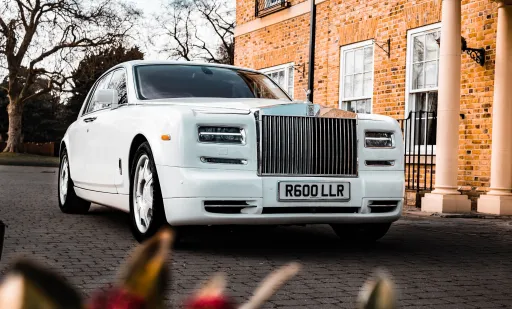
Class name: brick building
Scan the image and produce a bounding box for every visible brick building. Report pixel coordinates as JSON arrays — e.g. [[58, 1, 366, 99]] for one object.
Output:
[[234, 0, 512, 215]]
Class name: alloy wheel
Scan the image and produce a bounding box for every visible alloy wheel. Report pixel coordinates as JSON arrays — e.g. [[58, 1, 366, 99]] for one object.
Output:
[[133, 154, 154, 233]]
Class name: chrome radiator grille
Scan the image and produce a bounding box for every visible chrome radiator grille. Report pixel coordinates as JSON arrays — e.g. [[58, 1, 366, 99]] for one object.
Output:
[[258, 115, 358, 176]]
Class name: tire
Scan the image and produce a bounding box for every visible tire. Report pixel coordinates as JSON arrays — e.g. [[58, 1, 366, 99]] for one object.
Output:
[[58, 148, 91, 214], [330, 223, 391, 243], [129, 142, 167, 243]]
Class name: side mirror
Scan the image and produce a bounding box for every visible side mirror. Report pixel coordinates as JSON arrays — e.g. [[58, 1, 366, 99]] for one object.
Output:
[[94, 89, 119, 109]]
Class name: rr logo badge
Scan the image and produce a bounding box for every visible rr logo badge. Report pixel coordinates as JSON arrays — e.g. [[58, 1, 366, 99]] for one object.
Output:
[[307, 104, 315, 116]]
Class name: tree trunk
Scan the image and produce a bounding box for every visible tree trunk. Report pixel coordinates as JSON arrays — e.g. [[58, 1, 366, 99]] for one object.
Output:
[[3, 101, 24, 153]]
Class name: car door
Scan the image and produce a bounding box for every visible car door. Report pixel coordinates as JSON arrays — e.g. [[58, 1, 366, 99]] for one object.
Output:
[[85, 68, 128, 194], [68, 71, 113, 189]]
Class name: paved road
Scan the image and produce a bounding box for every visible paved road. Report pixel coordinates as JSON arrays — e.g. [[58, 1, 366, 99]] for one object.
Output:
[[1, 165, 511, 308]]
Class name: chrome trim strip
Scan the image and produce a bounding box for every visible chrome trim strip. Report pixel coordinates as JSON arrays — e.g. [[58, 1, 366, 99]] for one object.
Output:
[[254, 111, 262, 175], [200, 157, 248, 165]]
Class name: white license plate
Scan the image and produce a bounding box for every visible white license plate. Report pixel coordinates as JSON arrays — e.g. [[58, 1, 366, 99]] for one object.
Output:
[[278, 182, 350, 201]]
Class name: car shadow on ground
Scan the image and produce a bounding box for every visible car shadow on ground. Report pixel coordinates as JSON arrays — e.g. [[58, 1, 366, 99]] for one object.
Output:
[[83, 204, 511, 264], [174, 226, 415, 256], [83, 205, 434, 259]]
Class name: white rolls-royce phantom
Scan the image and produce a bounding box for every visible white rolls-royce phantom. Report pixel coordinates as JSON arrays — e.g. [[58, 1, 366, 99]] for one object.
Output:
[[58, 60, 405, 243]]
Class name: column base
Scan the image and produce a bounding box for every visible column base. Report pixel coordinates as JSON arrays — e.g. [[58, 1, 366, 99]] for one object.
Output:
[[421, 193, 472, 213], [477, 195, 512, 215]]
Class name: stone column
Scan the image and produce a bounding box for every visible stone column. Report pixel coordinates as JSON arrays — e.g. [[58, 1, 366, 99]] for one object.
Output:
[[477, 1, 512, 215], [421, 0, 471, 213]]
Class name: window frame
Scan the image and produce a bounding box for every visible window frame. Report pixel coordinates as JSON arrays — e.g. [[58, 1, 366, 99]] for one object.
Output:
[[260, 62, 295, 99], [405, 22, 442, 114], [80, 67, 128, 117], [338, 39, 375, 114], [107, 68, 129, 106], [81, 71, 113, 116], [405, 22, 442, 155], [264, 0, 281, 9], [131, 64, 293, 101]]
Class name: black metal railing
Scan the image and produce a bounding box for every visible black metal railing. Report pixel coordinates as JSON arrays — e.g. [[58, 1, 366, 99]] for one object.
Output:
[[399, 111, 437, 192], [255, 0, 290, 17]]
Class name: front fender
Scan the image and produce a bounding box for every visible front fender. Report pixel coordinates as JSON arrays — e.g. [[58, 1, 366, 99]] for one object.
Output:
[[115, 105, 190, 194], [60, 125, 74, 178]]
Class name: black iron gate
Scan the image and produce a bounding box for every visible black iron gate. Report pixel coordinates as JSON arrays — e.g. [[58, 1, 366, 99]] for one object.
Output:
[[399, 111, 437, 192]]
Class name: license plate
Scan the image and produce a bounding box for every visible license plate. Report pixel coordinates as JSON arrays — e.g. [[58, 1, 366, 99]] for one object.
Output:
[[278, 182, 350, 201]]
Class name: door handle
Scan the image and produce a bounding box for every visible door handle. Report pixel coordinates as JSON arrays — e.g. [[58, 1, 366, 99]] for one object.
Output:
[[83, 117, 97, 123]]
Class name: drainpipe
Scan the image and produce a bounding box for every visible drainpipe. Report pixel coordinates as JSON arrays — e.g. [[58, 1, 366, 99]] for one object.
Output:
[[307, 0, 316, 103]]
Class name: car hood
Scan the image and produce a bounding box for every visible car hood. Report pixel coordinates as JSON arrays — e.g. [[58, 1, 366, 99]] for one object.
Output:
[[139, 98, 293, 111], [137, 97, 367, 119]]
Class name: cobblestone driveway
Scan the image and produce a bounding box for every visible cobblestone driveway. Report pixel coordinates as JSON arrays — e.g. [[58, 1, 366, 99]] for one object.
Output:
[[1, 165, 511, 308]]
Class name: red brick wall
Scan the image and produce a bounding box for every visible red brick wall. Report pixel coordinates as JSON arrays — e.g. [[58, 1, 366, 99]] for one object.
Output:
[[237, 0, 310, 25], [235, 13, 311, 100], [235, 0, 498, 191]]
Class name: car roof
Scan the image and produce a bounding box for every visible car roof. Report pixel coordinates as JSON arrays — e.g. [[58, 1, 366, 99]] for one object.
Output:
[[117, 60, 263, 74]]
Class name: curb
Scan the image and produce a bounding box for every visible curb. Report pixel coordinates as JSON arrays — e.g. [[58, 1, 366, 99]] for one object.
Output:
[[404, 210, 512, 220]]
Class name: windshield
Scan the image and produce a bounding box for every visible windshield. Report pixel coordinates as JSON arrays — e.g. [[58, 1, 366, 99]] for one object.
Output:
[[134, 64, 292, 101]]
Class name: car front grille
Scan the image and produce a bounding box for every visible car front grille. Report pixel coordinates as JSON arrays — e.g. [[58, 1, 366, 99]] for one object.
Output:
[[258, 115, 358, 177]]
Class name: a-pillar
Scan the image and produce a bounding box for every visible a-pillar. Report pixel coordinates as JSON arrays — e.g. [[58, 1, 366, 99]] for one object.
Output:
[[421, 0, 471, 213], [477, 1, 512, 215]]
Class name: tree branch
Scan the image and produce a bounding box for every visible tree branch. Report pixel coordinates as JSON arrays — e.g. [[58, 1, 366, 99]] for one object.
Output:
[[0, 15, 7, 34], [194, 30, 219, 63], [14, 0, 30, 29], [20, 85, 52, 103]]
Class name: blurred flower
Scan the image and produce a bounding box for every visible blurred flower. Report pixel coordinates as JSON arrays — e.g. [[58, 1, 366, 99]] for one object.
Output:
[[87, 288, 146, 309], [357, 270, 396, 309]]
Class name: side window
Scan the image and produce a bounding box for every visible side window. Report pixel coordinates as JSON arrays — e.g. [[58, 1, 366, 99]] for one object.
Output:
[[107, 69, 128, 105], [339, 40, 374, 114], [85, 72, 113, 114], [260, 63, 294, 99]]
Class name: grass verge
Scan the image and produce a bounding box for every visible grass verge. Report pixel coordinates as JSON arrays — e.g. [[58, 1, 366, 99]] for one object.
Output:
[[0, 152, 60, 167]]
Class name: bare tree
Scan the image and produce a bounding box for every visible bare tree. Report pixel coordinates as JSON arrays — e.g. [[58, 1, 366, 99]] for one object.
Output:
[[153, 0, 234, 65], [0, 0, 141, 152]]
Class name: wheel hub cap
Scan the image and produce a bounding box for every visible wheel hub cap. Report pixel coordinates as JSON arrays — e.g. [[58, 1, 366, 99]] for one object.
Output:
[[59, 157, 68, 204], [134, 155, 153, 233]]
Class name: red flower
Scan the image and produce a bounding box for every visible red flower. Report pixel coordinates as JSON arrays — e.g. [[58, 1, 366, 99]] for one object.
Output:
[[87, 288, 146, 309], [184, 295, 235, 309]]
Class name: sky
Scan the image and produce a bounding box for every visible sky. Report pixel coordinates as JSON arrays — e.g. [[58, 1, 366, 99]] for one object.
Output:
[[128, 0, 234, 61], [0, 0, 235, 85], [129, 0, 172, 60]]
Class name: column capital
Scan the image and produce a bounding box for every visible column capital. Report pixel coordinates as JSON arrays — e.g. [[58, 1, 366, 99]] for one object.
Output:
[[495, 0, 512, 8]]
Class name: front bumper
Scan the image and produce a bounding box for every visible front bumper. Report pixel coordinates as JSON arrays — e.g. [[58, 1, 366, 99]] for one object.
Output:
[[156, 165, 404, 226]]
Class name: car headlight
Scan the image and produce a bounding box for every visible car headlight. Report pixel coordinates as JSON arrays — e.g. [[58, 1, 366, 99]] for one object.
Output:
[[198, 126, 245, 144], [365, 132, 394, 148]]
